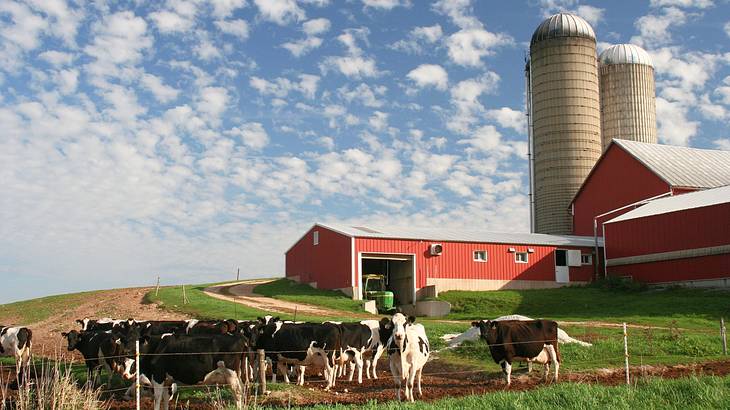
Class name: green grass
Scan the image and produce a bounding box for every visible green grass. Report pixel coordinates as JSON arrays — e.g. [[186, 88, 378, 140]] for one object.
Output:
[[0, 290, 101, 324], [253, 278, 367, 314], [288, 375, 730, 410], [438, 286, 730, 329]]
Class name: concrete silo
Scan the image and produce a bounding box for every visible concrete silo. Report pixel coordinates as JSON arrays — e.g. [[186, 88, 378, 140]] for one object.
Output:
[[599, 44, 657, 150], [526, 13, 602, 235]]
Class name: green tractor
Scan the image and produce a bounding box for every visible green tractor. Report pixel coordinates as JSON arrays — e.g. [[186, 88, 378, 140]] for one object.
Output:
[[363, 274, 395, 314]]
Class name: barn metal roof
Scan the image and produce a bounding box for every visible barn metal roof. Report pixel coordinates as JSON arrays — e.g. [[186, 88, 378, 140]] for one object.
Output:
[[606, 184, 730, 224], [599, 44, 653, 67], [318, 223, 601, 248], [614, 140, 730, 189], [531, 13, 595, 47]]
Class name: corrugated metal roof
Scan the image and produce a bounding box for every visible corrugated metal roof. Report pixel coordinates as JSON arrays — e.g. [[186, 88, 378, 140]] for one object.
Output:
[[606, 184, 730, 224], [318, 223, 601, 248], [531, 13, 595, 47], [599, 44, 653, 67], [615, 139, 730, 188]]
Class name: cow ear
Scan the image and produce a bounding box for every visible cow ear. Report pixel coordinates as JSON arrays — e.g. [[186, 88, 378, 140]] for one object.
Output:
[[408, 316, 416, 324], [471, 321, 479, 328], [489, 321, 497, 328], [61, 332, 68, 337]]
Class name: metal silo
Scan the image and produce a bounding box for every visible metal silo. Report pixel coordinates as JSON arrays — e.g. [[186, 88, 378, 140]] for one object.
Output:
[[526, 13, 602, 235], [599, 44, 657, 150]]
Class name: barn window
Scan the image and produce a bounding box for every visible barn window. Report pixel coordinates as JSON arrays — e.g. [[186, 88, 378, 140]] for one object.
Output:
[[313, 231, 319, 245], [473, 250, 487, 262], [581, 254, 592, 265], [515, 252, 529, 263]]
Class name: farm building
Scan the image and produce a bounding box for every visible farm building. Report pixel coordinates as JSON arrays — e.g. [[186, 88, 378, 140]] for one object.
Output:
[[285, 223, 600, 306], [571, 139, 730, 236], [603, 185, 730, 286]]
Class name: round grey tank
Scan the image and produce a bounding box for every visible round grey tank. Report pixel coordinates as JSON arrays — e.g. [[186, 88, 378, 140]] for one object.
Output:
[[528, 13, 602, 235], [599, 44, 657, 150]]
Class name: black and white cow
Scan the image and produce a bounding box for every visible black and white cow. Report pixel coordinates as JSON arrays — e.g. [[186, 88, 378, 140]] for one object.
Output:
[[61, 329, 131, 385], [0, 325, 33, 382], [472, 319, 560, 386], [147, 333, 251, 410], [256, 320, 341, 389], [76, 317, 129, 332], [329, 321, 384, 384], [381, 314, 429, 402]]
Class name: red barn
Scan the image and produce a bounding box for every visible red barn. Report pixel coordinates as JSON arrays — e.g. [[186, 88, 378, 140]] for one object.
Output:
[[571, 140, 730, 236], [603, 185, 730, 286], [285, 223, 599, 305]]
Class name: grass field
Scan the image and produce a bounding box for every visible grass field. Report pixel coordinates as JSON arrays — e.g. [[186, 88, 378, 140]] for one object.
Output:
[[293, 375, 730, 410], [438, 285, 730, 329], [253, 278, 366, 313], [0, 290, 100, 324]]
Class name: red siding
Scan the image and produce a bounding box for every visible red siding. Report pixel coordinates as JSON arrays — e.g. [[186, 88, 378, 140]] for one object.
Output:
[[285, 226, 351, 290], [605, 203, 730, 259], [608, 254, 730, 283], [355, 238, 595, 288], [572, 144, 671, 236]]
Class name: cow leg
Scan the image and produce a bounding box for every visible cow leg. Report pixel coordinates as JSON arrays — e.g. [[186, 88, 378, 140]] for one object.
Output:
[[527, 361, 533, 373], [364, 359, 372, 379], [152, 379, 165, 410], [227, 373, 244, 409], [504, 361, 512, 386], [389, 359, 401, 401], [407, 366, 417, 402], [356, 353, 364, 384], [416, 366, 424, 398], [372, 346, 384, 379], [296, 365, 305, 386], [546, 345, 559, 383], [277, 361, 290, 384]]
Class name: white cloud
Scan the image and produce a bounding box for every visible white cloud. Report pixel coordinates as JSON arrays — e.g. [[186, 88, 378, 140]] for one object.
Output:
[[195, 36, 222, 60], [302, 18, 330, 36], [39, 50, 75, 67], [713, 138, 730, 150], [390, 24, 443, 54], [56, 68, 78, 95], [631, 7, 687, 47], [227, 122, 269, 149], [362, 0, 411, 10], [656, 97, 698, 146], [25, 0, 84, 46], [369, 111, 388, 131], [725, 21, 730, 38], [485, 107, 526, 133], [197, 86, 229, 122], [321, 28, 379, 78], [249, 74, 320, 99], [85, 11, 152, 67], [458, 125, 502, 152], [215, 19, 250, 39], [0, 1, 48, 70], [432, 0, 481, 29], [149, 10, 195, 33], [407, 64, 448, 90], [282, 18, 329, 57], [649, 0, 714, 8], [140, 73, 180, 103], [446, 28, 512, 67], [211, 0, 248, 18], [574, 5, 605, 26], [338, 83, 387, 107], [253, 0, 305, 25], [448, 72, 501, 133]]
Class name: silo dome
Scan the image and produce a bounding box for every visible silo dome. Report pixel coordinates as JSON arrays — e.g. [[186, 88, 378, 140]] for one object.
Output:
[[599, 44, 653, 67], [531, 13, 595, 46]]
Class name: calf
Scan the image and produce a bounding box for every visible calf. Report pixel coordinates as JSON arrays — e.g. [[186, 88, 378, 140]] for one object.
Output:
[[472, 319, 560, 386], [61, 330, 129, 385], [331, 322, 378, 384], [148, 333, 250, 410], [382, 314, 429, 402], [0, 325, 33, 382]]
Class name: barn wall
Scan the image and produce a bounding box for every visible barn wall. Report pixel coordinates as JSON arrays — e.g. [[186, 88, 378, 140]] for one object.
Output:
[[285, 226, 352, 291], [607, 254, 730, 283], [605, 203, 730, 259], [572, 145, 670, 236], [355, 238, 595, 293]]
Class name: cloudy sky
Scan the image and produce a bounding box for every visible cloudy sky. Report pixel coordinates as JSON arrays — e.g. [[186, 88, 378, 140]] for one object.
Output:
[[1, 0, 729, 303]]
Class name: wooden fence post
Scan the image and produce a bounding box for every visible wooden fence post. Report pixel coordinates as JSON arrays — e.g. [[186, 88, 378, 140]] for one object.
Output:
[[136, 340, 141, 410], [623, 322, 630, 386], [257, 349, 267, 394], [721, 318, 727, 355], [155, 276, 160, 296]]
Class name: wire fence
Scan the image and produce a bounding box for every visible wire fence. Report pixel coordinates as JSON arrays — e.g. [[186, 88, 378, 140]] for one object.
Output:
[[1, 318, 728, 407]]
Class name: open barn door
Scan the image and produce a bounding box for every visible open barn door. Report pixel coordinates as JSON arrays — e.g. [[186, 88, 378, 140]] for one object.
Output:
[[360, 253, 416, 306]]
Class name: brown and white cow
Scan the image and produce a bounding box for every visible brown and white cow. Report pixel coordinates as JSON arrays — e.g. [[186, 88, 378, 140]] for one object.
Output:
[[382, 313, 430, 402], [472, 319, 560, 386]]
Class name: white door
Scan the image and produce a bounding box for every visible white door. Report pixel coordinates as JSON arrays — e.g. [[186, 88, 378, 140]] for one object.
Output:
[[555, 249, 569, 283]]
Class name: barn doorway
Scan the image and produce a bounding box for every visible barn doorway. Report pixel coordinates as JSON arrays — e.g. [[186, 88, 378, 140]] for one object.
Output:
[[360, 254, 416, 306], [555, 249, 570, 283]]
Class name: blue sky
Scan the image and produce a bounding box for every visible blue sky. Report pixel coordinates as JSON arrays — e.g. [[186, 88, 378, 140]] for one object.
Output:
[[1, 0, 729, 303]]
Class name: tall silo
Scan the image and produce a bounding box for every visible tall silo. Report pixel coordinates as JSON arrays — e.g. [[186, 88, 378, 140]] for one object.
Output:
[[599, 44, 657, 150], [526, 13, 602, 235]]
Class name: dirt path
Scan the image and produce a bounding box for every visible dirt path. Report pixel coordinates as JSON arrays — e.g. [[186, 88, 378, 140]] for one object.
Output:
[[21, 287, 187, 358], [203, 280, 370, 318]]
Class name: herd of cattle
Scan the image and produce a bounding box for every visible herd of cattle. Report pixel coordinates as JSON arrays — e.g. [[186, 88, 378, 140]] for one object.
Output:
[[1, 316, 562, 409]]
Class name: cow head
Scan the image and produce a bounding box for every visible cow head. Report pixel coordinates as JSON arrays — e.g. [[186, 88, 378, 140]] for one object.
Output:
[[389, 313, 416, 350], [61, 330, 81, 351], [472, 320, 498, 344]]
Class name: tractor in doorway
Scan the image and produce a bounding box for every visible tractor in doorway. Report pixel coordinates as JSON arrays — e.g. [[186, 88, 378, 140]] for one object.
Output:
[[362, 274, 395, 314]]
